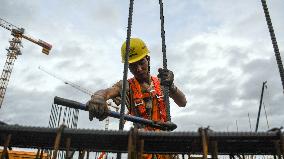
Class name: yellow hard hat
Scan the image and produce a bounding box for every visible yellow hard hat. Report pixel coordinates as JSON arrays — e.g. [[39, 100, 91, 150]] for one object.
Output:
[[121, 38, 149, 63]]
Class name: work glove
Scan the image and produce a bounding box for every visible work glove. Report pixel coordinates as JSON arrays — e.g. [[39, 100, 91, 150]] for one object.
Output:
[[158, 68, 174, 87], [87, 94, 109, 121]]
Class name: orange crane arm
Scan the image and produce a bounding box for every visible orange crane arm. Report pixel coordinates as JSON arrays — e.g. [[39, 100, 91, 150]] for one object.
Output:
[[0, 18, 52, 55], [21, 34, 52, 55]]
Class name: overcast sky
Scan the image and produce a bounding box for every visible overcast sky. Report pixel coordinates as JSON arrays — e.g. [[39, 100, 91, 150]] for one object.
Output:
[[0, 0, 284, 133]]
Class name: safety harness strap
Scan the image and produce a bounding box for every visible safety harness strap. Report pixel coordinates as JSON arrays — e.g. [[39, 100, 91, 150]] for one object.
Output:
[[128, 76, 167, 122]]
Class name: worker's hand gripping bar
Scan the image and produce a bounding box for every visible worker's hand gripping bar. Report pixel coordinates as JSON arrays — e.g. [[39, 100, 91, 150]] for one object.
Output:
[[54, 96, 177, 131]]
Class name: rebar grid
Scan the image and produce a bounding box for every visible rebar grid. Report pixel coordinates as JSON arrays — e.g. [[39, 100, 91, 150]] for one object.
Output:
[[0, 125, 283, 157]]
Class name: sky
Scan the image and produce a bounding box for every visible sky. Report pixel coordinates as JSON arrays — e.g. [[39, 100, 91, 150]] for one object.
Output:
[[0, 0, 284, 133]]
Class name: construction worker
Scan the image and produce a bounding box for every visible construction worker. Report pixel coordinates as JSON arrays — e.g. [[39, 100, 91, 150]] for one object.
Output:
[[87, 38, 187, 158]]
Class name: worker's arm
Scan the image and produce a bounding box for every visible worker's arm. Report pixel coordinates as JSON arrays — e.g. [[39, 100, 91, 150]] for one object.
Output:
[[169, 84, 187, 107], [87, 82, 121, 121], [92, 85, 121, 101]]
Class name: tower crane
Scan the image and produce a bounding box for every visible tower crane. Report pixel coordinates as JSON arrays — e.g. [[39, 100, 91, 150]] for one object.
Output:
[[0, 18, 52, 108]]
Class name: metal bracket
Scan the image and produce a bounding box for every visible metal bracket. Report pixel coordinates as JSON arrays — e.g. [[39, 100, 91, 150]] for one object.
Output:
[[52, 124, 66, 159], [78, 150, 86, 159], [199, 128, 208, 159], [65, 137, 71, 159], [128, 127, 144, 159], [278, 130, 284, 158], [211, 141, 218, 159]]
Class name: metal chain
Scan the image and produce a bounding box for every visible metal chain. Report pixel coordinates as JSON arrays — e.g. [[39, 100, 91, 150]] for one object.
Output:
[[159, 0, 171, 122], [261, 0, 284, 93]]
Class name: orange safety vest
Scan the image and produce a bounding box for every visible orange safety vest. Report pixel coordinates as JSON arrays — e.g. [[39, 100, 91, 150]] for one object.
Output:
[[128, 76, 171, 159], [128, 76, 167, 128]]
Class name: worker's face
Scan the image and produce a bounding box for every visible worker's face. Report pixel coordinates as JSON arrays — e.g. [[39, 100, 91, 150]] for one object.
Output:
[[129, 56, 149, 81]]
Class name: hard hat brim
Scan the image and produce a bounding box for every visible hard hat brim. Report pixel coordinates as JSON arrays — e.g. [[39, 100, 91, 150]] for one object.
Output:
[[122, 52, 149, 63]]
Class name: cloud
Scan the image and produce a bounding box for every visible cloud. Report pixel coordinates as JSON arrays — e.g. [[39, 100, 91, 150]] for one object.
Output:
[[0, 1, 39, 26], [168, 11, 284, 131], [0, 87, 52, 126]]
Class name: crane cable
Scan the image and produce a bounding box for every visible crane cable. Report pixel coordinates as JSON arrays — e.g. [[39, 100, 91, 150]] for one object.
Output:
[[261, 0, 284, 94], [38, 66, 92, 96]]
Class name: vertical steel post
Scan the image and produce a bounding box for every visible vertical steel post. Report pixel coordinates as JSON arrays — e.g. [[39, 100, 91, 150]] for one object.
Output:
[[199, 128, 208, 159], [52, 125, 65, 159], [279, 131, 284, 159], [137, 139, 144, 159], [211, 141, 218, 159], [65, 138, 71, 159], [118, 1, 134, 158], [36, 148, 41, 159], [40, 150, 44, 159], [86, 151, 89, 159], [78, 150, 85, 159], [159, 0, 171, 122], [1, 134, 11, 159], [128, 128, 139, 159], [255, 81, 267, 132], [119, 0, 134, 131]]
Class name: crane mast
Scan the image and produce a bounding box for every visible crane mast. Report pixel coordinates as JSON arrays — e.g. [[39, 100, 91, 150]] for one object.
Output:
[[0, 18, 52, 108]]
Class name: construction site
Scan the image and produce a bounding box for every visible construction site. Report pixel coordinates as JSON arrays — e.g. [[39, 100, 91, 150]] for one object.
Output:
[[0, 0, 284, 159]]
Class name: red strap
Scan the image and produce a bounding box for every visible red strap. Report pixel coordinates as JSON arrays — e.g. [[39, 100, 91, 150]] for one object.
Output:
[[129, 78, 143, 99], [128, 78, 148, 118], [151, 76, 167, 122]]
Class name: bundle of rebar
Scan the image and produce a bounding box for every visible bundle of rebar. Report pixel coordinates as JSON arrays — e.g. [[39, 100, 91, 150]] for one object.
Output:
[[0, 125, 283, 157]]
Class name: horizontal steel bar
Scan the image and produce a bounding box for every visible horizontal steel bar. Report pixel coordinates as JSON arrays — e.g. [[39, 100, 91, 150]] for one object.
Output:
[[54, 96, 177, 131]]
